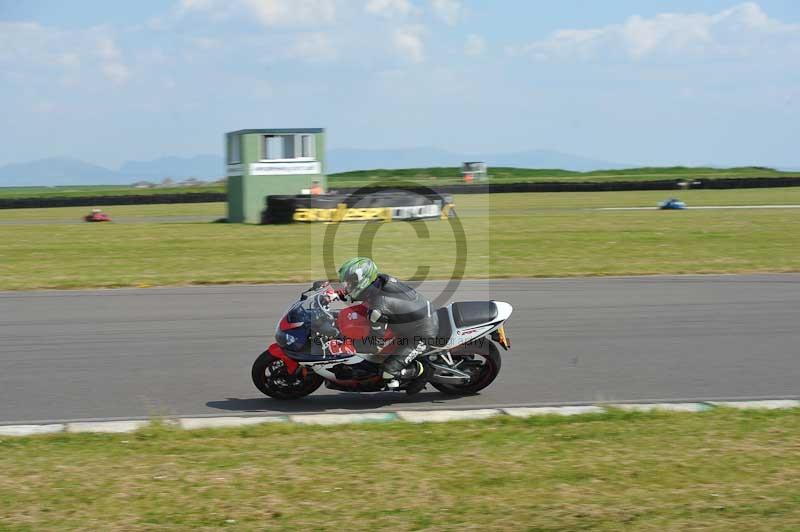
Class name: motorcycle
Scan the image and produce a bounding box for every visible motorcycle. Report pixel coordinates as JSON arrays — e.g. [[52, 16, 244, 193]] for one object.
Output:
[[84, 209, 112, 222], [251, 282, 513, 399]]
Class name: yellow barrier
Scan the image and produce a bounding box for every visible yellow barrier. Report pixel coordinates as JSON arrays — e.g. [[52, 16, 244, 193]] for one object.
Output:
[[293, 203, 454, 223]]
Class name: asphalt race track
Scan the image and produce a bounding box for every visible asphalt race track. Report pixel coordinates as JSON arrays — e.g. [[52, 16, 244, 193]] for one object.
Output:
[[1, 275, 798, 424]]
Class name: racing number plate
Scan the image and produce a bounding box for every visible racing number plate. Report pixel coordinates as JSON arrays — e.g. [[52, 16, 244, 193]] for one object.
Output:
[[324, 339, 357, 358]]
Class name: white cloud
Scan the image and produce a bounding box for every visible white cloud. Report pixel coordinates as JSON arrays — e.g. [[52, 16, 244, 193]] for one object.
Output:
[[288, 33, 337, 62], [32, 101, 58, 114], [146, 17, 169, 31], [243, 0, 336, 26], [93, 33, 132, 84], [513, 2, 800, 61], [102, 62, 131, 85], [0, 22, 132, 86], [249, 80, 274, 100], [366, 0, 418, 18], [96, 35, 121, 61], [179, 0, 336, 26], [178, 0, 216, 12], [393, 25, 425, 63], [0, 22, 50, 64], [464, 33, 485, 56], [188, 36, 220, 50], [58, 53, 81, 68], [431, 0, 461, 25]]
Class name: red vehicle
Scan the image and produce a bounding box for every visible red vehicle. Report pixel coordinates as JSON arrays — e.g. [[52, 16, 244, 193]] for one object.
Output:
[[251, 281, 512, 399], [84, 209, 111, 222]]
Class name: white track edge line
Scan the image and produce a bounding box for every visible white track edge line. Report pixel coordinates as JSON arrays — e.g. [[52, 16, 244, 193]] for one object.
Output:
[[1, 400, 798, 436]]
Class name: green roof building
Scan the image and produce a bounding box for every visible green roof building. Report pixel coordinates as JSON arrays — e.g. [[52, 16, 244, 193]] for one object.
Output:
[[225, 128, 326, 223]]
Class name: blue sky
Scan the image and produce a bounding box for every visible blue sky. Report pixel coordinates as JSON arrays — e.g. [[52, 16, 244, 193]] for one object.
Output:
[[1, 0, 799, 168]]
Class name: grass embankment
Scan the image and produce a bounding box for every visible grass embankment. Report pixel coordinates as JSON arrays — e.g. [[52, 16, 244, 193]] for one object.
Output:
[[1, 189, 800, 290], [330, 165, 800, 188], [1, 408, 799, 530], [3, 166, 799, 200]]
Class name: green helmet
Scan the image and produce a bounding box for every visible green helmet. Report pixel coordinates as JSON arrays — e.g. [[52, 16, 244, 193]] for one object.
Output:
[[338, 257, 378, 299]]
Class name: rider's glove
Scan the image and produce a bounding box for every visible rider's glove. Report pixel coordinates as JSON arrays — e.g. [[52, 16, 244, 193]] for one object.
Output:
[[368, 308, 385, 323]]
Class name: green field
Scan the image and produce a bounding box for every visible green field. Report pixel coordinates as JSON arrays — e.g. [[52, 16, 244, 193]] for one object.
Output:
[[2, 188, 800, 290], [2, 166, 799, 200], [1, 408, 799, 530], [330, 165, 800, 188]]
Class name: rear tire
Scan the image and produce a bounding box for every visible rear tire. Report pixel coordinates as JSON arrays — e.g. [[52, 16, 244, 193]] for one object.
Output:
[[251, 350, 323, 400], [430, 340, 502, 395]]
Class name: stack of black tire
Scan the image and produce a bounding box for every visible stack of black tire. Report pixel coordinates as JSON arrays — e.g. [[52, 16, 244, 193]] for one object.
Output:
[[262, 195, 301, 224], [0, 192, 227, 210]]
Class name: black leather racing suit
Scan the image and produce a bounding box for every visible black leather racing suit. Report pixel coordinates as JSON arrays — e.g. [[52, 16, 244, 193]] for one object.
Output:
[[356, 274, 439, 378]]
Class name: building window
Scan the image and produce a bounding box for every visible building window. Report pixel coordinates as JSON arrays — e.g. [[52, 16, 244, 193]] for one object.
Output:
[[300, 134, 314, 158], [263, 135, 286, 160], [227, 135, 241, 164], [261, 133, 316, 160], [284, 135, 296, 158]]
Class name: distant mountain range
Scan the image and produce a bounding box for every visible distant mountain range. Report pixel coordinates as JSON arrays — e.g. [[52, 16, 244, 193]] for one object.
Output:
[[0, 155, 226, 187], [19, 148, 793, 187], [0, 157, 125, 187]]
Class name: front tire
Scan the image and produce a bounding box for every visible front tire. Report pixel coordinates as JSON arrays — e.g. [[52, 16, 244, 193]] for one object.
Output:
[[430, 339, 502, 395], [251, 350, 323, 400]]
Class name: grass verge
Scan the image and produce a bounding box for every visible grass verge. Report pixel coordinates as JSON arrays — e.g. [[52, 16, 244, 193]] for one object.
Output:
[[2, 189, 800, 290], [330, 165, 800, 187], [1, 408, 799, 530]]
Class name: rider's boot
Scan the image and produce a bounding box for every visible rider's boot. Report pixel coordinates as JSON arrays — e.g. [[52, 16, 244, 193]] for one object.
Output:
[[403, 361, 429, 396], [383, 341, 429, 393], [383, 360, 428, 394]]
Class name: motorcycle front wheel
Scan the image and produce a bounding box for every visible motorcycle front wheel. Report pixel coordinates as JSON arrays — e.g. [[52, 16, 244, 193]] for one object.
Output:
[[430, 340, 502, 395], [251, 350, 323, 400]]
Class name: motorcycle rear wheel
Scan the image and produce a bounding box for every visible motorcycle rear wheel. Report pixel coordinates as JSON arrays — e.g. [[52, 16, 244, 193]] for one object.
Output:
[[430, 340, 502, 395], [251, 350, 323, 400]]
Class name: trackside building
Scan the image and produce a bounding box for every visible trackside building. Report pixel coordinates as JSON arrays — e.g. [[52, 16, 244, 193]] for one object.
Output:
[[225, 128, 326, 223]]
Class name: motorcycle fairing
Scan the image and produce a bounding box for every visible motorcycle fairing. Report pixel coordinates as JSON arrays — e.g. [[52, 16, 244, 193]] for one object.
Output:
[[267, 343, 299, 374], [430, 301, 513, 352]]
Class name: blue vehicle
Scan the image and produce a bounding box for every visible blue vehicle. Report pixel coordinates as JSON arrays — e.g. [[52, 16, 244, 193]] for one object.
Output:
[[659, 198, 687, 210]]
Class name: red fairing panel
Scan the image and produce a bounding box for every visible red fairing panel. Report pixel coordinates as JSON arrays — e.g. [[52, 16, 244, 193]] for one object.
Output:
[[336, 304, 371, 341], [267, 343, 299, 374], [278, 315, 304, 332]]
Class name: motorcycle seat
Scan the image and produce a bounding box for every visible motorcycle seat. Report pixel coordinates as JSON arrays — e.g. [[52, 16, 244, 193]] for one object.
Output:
[[452, 301, 498, 328]]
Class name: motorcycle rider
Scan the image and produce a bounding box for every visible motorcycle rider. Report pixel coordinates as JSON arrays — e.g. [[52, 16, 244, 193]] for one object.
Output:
[[337, 257, 438, 394]]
